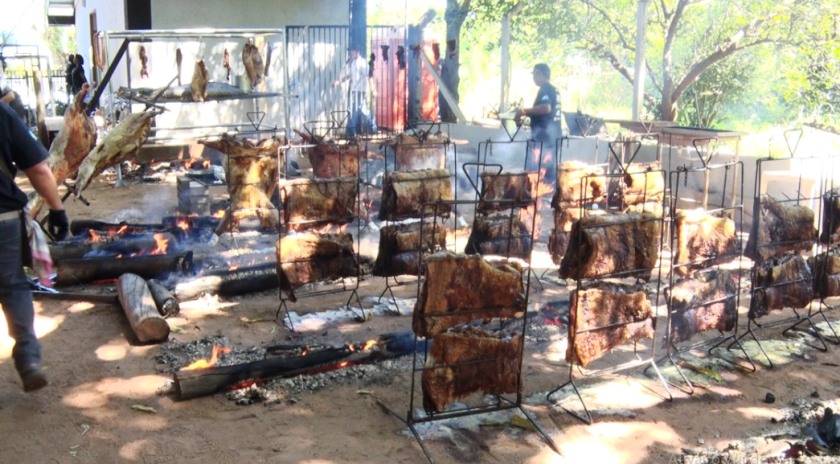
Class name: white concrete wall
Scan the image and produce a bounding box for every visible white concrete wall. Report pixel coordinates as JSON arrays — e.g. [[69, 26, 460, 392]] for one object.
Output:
[[74, 0, 128, 87], [150, 0, 348, 29]]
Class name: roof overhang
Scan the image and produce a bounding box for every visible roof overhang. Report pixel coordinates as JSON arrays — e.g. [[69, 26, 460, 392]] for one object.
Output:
[[47, 0, 75, 26]]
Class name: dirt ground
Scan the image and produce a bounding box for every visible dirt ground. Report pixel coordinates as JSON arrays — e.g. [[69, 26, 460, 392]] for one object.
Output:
[[3, 175, 840, 464]]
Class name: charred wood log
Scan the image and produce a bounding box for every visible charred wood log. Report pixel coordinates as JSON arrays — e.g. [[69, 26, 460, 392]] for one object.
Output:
[[464, 214, 532, 259], [116, 273, 170, 343], [749, 254, 814, 319], [49, 232, 178, 262], [558, 212, 661, 280], [56, 252, 193, 286], [280, 177, 358, 231], [174, 263, 281, 302], [69, 219, 164, 236], [372, 222, 446, 277], [413, 252, 525, 337], [668, 269, 738, 343], [810, 252, 840, 298], [422, 327, 522, 413], [173, 346, 353, 400], [746, 198, 817, 264], [674, 209, 737, 276], [379, 169, 453, 221], [477, 171, 532, 214], [294, 129, 361, 178], [567, 284, 654, 367], [147, 279, 179, 317]]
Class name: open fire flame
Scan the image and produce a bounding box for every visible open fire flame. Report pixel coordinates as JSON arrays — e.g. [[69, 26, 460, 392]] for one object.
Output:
[[181, 345, 232, 371], [88, 224, 130, 242], [185, 158, 211, 170], [151, 233, 169, 254]]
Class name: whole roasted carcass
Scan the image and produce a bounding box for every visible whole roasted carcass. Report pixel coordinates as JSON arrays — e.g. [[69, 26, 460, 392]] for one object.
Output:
[[674, 209, 737, 276], [422, 327, 523, 412], [749, 254, 814, 319], [275, 232, 358, 300], [746, 197, 817, 263], [28, 84, 97, 217], [73, 108, 162, 194], [464, 214, 532, 259], [668, 269, 738, 343], [280, 177, 358, 231], [190, 59, 208, 102], [567, 284, 655, 367], [477, 171, 532, 214], [200, 134, 286, 231], [294, 129, 361, 178], [552, 161, 606, 206], [413, 252, 525, 337], [242, 41, 264, 89]]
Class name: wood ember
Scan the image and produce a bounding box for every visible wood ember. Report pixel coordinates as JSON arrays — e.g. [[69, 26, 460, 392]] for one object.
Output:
[[810, 252, 840, 299], [552, 161, 606, 206], [280, 177, 358, 231], [276, 233, 358, 289], [381, 132, 449, 171], [674, 209, 737, 276], [750, 254, 814, 319], [422, 327, 522, 413], [567, 284, 654, 367], [558, 212, 661, 280], [820, 189, 840, 244], [464, 214, 532, 259], [74, 108, 161, 194], [28, 84, 97, 216], [117, 273, 170, 344], [413, 252, 525, 338], [668, 269, 738, 343], [477, 171, 532, 213], [200, 134, 286, 231], [746, 198, 817, 263], [372, 222, 446, 277], [379, 169, 453, 221], [294, 129, 361, 178]]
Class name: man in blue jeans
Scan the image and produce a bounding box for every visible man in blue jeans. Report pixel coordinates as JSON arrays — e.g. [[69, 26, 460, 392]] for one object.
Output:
[[516, 63, 562, 184], [0, 102, 69, 392]]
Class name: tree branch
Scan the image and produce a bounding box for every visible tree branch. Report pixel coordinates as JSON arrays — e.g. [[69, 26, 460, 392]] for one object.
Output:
[[588, 43, 634, 85], [576, 0, 635, 52]]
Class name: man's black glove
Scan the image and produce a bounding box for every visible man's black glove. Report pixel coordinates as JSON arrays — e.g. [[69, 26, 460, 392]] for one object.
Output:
[[47, 209, 69, 241]]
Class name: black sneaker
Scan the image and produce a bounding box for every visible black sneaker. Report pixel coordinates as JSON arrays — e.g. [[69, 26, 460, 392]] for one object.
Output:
[[20, 365, 48, 393]]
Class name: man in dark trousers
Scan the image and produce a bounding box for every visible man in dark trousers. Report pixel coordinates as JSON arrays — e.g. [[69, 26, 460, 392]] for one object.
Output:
[[516, 63, 562, 183], [64, 54, 76, 101], [0, 102, 69, 392]]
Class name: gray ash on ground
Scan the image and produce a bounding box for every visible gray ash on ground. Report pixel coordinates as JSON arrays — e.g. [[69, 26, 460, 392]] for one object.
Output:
[[266, 356, 413, 395]]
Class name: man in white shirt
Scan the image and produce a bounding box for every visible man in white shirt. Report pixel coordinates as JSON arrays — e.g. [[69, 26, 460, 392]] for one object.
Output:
[[335, 47, 370, 136]]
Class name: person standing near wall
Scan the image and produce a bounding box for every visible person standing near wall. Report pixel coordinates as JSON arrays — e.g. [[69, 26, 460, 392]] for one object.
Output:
[[71, 54, 88, 97], [64, 54, 75, 101], [515, 63, 562, 183], [0, 102, 69, 392], [334, 47, 369, 137]]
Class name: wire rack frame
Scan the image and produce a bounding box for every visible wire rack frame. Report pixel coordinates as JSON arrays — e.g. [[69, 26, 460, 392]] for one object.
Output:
[[374, 197, 559, 464], [274, 141, 366, 330], [662, 156, 752, 392], [546, 164, 673, 425], [735, 137, 837, 367]]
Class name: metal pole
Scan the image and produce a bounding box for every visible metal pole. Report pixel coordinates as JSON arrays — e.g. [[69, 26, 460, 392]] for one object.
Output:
[[632, 0, 650, 120]]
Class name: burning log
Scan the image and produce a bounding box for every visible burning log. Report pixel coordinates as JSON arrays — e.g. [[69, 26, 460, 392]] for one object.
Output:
[[464, 214, 532, 259], [173, 346, 353, 400], [74, 108, 162, 194], [49, 232, 177, 262], [477, 171, 532, 214], [674, 209, 737, 276], [280, 177, 358, 231], [413, 252, 525, 338], [55, 251, 193, 286], [116, 273, 170, 343], [379, 169, 453, 221], [667, 269, 738, 343], [381, 132, 448, 171], [567, 284, 655, 367], [810, 252, 840, 298], [746, 198, 817, 263], [749, 254, 814, 319], [173, 263, 280, 301], [558, 212, 661, 280], [69, 219, 163, 236], [294, 129, 361, 178], [820, 189, 840, 244], [422, 327, 522, 413], [372, 222, 446, 277], [201, 134, 286, 232], [28, 84, 97, 217], [276, 233, 358, 289], [147, 279, 179, 317], [552, 161, 606, 206]]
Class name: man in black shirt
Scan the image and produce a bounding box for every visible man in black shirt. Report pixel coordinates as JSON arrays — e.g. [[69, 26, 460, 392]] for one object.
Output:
[[515, 63, 562, 183], [0, 102, 69, 392]]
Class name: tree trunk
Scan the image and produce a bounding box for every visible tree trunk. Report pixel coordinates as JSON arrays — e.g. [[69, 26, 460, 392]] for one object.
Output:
[[441, 0, 471, 123], [117, 273, 170, 344]]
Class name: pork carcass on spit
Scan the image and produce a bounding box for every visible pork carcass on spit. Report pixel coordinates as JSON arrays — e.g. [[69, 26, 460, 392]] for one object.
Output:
[[567, 284, 655, 367], [422, 327, 523, 413], [28, 84, 97, 217], [242, 41, 264, 89], [190, 59, 208, 102], [674, 208, 738, 276], [749, 254, 814, 319], [372, 222, 446, 277], [72, 108, 162, 194], [413, 252, 525, 337], [668, 269, 738, 343], [746, 197, 817, 263]]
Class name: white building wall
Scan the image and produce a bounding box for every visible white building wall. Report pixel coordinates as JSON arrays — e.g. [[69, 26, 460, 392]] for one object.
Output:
[[150, 0, 348, 29], [74, 0, 128, 88]]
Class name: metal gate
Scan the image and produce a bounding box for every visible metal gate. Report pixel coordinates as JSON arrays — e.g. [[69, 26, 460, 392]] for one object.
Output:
[[285, 25, 407, 133]]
